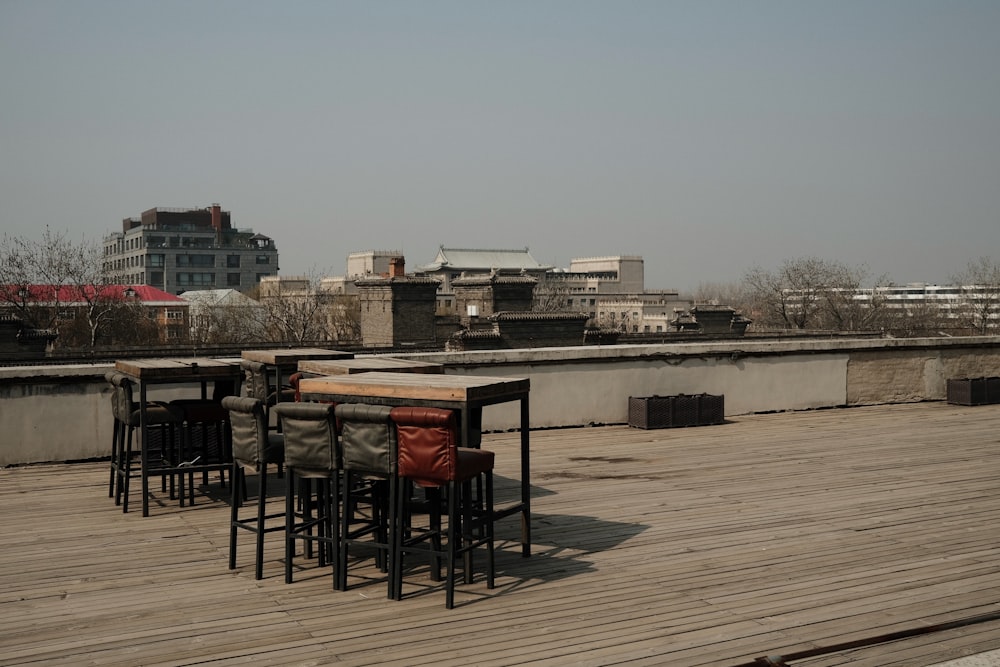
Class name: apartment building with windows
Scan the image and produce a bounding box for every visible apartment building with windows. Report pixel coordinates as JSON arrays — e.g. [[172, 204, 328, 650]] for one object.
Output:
[[103, 204, 278, 295]]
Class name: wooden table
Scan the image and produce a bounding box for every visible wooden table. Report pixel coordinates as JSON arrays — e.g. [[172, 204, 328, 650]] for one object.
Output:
[[298, 372, 532, 556], [114, 358, 243, 517], [241, 348, 354, 405], [297, 357, 444, 376]]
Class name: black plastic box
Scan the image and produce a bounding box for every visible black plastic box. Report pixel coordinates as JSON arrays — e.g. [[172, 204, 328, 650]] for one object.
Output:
[[946, 377, 1000, 405], [628, 394, 724, 429]]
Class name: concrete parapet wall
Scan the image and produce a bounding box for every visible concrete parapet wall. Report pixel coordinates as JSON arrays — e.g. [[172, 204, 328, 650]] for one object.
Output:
[[4, 336, 1000, 466]]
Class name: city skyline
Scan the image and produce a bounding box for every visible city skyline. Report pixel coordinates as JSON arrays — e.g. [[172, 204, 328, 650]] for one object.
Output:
[[2, 1, 999, 292]]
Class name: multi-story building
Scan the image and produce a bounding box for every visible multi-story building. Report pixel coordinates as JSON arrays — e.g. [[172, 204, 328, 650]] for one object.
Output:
[[103, 204, 278, 295], [778, 282, 1000, 334], [320, 250, 405, 296]]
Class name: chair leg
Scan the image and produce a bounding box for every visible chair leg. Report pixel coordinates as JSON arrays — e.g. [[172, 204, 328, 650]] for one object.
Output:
[[109, 420, 120, 498], [120, 427, 134, 512], [255, 466, 268, 580], [330, 475, 341, 590], [485, 471, 495, 590], [446, 480, 458, 610], [285, 469, 296, 584], [229, 463, 241, 571]]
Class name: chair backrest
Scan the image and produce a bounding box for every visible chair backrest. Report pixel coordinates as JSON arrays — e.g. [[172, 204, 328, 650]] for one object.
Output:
[[240, 359, 271, 402], [222, 396, 269, 468], [390, 407, 459, 485], [335, 403, 396, 475], [288, 372, 303, 403], [105, 371, 135, 425], [274, 402, 338, 476]]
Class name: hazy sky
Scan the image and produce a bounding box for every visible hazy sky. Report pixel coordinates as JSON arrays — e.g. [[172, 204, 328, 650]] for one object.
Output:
[[2, 1, 998, 292]]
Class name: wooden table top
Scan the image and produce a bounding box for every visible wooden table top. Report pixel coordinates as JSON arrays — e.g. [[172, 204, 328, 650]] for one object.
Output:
[[240, 348, 354, 365], [297, 357, 444, 376], [298, 371, 529, 404], [114, 358, 242, 381]]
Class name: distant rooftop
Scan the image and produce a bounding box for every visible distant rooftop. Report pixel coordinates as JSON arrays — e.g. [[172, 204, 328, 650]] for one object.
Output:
[[418, 247, 554, 273]]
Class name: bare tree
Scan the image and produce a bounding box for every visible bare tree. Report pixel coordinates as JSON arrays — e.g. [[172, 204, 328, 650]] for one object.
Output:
[[187, 291, 267, 345], [743, 257, 876, 331], [692, 281, 751, 309], [327, 294, 361, 342], [532, 277, 573, 312], [0, 228, 126, 346], [950, 256, 1000, 334], [254, 274, 333, 344], [0, 227, 73, 330]]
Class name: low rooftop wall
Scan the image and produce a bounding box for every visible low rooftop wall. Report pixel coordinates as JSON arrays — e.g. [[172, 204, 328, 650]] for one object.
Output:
[[3, 336, 1000, 466]]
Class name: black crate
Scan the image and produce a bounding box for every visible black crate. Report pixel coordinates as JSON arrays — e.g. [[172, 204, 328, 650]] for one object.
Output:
[[947, 378, 990, 405], [698, 394, 725, 425], [629, 395, 675, 429], [672, 394, 701, 427], [989, 377, 1000, 404], [628, 394, 724, 429]]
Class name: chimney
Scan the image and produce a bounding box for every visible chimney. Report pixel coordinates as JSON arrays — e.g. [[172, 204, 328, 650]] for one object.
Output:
[[389, 257, 405, 278], [210, 203, 222, 245]]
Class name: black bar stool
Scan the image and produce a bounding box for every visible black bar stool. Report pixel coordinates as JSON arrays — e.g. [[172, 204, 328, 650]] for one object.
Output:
[[221, 396, 285, 580], [273, 402, 340, 588]]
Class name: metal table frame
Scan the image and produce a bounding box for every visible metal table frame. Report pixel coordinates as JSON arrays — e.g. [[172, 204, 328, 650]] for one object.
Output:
[[114, 358, 243, 517], [298, 372, 532, 557]]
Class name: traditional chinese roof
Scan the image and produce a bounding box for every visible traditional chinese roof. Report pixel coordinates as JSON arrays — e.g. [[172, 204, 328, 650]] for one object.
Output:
[[418, 247, 553, 273], [452, 274, 538, 286], [489, 312, 590, 322]]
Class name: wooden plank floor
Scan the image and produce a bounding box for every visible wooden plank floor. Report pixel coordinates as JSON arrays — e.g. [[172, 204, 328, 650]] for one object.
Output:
[[2, 402, 1000, 666]]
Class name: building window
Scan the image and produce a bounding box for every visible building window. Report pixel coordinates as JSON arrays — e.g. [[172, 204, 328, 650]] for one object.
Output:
[[166, 310, 184, 320], [256, 255, 270, 265], [227, 255, 241, 268], [177, 254, 215, 267], [149, 254, 165, 268], [150, 271, 164, 285], [176, 272, 215, 287], [227, 273, 241, 286]]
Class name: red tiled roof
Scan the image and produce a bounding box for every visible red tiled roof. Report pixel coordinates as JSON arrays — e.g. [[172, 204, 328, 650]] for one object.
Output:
[[0, 284, 184, 304]]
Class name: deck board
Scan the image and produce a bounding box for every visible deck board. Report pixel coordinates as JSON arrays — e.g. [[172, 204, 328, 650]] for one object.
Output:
[[2, 402, 1000, 666]]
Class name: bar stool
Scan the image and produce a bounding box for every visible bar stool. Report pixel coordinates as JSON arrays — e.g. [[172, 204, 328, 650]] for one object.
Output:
[[241, 359, 295, 428], [334, 403, 398, 597], [221, 396, 285, 580], [390, 406, 495, 608], [273, 402, 340, 588], [105, 371, 185, 513], [169, 391, 232, 506]]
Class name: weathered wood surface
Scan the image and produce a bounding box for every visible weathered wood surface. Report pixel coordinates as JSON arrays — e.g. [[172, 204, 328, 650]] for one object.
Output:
[[2, 402, 999, 666], [297, 358, 444, 375], [114, 357, 243, 381], [240, 348, 354, 366], [298, 372, 530, 404]]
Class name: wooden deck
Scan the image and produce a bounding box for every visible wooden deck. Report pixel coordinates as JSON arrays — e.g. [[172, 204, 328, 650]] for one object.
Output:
[[2, 402, 1000, 666]]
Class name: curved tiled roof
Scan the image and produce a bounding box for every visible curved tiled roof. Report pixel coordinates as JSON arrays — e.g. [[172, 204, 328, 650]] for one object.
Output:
[[419, 247, 553, 272], [489, 311, 589, 322]]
